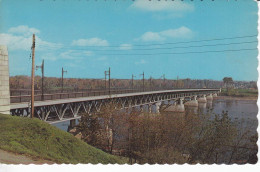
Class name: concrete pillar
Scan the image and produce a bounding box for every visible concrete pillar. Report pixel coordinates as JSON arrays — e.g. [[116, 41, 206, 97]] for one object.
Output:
[[206, 93, 213, 100], [148, 104, 152, 113], [0, 46, 10, 115], [155, 102, 161, 113], [184, 95, 198, 107], [207, 100, 213, 109], [198, 95, 207, 103], [140, 105, 144, 112], [106, 125, 113, 148], [198, 102, 207, 109], [67, 119, 76, 132], [164, 98, 185, 113]]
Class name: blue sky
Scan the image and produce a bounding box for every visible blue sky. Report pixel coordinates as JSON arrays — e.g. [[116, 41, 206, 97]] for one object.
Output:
[[0, 0, 258, 81]]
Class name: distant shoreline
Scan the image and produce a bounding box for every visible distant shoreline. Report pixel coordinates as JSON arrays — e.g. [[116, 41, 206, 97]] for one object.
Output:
[[215, 96, 257, 101]]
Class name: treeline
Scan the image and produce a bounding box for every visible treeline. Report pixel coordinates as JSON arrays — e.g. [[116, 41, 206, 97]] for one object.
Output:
[[76, 104, 258, 164], [10, 75, 224, 91]]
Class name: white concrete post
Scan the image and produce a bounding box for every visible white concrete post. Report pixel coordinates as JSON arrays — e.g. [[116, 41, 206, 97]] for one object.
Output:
[[0, 46, 10, 114], [155, 102, 161, 113]]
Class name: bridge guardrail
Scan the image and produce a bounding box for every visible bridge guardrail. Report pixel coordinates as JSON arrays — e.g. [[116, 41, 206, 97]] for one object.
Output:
[[10, 88, 220, 103]]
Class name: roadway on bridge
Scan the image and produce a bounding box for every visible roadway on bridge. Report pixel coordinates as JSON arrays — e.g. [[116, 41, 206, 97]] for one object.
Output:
[[10, 89, 219, 110]]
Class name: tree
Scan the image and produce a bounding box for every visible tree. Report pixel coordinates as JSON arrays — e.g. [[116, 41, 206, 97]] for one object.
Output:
[[223, 77, 234, 93]]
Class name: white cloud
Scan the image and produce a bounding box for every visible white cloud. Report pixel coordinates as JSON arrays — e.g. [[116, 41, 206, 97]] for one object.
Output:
[[8, 25, 40, 36], [160, 27, 193, 39], [130, 0, 194, 12], [72, 38, 109, 46], [135, 59, 147, 65], [137, 26, 193, 42], [119, 44, 132, 50], [139, 32, 165, 42], [0, 33, 32, 51], [0, 25, 62, 51]]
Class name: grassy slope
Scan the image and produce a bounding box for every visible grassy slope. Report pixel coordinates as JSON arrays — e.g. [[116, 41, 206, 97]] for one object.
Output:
[[0, 114, 125, 164], [220, 88, 258, 97]]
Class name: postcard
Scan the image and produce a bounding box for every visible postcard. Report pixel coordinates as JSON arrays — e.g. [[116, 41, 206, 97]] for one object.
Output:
[[0, 0, 258, 166]]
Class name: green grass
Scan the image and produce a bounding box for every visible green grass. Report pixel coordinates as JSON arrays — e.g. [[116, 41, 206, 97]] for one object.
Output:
[[0, 114, 126, 164], [220, 88, 258, 97]]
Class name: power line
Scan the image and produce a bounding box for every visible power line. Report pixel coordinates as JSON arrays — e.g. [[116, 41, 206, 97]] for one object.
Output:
[[38, 40, 257, 52], [37, 34, 257, 49], [98, 47, 257, 56]]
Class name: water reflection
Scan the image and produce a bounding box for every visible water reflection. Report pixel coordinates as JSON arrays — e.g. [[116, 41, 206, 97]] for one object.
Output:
[[53, 98, 258, 136]]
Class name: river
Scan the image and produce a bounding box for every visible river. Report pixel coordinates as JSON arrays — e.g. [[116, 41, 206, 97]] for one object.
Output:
[[53, 96, 258, 133]]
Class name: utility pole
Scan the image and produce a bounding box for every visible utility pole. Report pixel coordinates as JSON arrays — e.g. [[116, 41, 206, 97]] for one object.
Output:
[[140, 72, 144, 92], [61, 67, 67, 93], [31, 34, 35, 118], [36, 60, 44, 101], [105, 67, 111, 94], [132, 74, 136, 91]]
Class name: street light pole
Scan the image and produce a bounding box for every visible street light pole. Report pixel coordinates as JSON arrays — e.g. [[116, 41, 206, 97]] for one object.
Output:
[[61, 67, 67, 93], [140, 72, 144, 92], [105, 67, 111, 94], [149, 76, 152, 91], [105, 71, 107, 90], [132, 74, 136, 91], [108, 67, 111, 94]]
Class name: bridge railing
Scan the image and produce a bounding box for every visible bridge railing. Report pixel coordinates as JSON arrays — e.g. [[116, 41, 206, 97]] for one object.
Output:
[[10, 88, 220, 103], [10, 88, 157, 103]]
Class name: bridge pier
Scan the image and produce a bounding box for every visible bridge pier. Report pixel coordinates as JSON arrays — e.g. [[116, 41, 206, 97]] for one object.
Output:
[[198, 95, 207, 103], [184, 96, 198, 107], [106, 125, 113, 151], [148, 104, 152, 113], [0, 46, 10, 115], [140, 105, 144, 112], [155, 102, 161, 113], [67, 119, 76, 132], [164, 98, 185, 113], [206, 93, 213, 100]]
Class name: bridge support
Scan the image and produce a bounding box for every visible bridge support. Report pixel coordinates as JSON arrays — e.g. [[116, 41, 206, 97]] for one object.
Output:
[[106, 125, 113, 151], [198, 95, 207, 103], [0, 46, 10, 115], [164, 98, 185, 113], [155, 102, 161, 113], [67, 119, 76, 132], [184, 96, 198, 107], [206, 93, 213, 100], [148, 104, 152, 113]]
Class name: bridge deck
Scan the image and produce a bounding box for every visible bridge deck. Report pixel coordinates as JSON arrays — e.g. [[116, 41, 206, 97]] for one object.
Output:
[[10, 89, 218, 110]]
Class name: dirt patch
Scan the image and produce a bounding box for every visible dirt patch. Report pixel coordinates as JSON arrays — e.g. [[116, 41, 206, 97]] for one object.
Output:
[[0, 149, 54, 164]]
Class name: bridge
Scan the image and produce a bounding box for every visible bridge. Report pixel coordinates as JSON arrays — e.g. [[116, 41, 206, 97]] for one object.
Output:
[[10, 88, 220, 124]]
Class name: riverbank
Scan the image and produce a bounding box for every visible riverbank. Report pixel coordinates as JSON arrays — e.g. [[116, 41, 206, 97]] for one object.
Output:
[[215, 96, 257, 101], [220, 88, 258, 98], [0, 114, 126, 164]]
